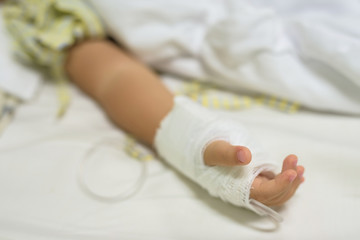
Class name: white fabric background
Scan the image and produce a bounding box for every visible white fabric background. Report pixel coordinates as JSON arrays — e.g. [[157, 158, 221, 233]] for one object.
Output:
[[89, 0, 360, 114]]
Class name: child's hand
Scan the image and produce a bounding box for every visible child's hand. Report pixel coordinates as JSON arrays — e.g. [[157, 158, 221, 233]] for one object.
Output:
[[204, 141, 305, 206], [250, 155, 305, 206]]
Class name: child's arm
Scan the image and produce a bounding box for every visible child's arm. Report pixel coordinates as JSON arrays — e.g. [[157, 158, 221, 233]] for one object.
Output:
[[66, 40, 174, 145], [66, 39, 304, 207]]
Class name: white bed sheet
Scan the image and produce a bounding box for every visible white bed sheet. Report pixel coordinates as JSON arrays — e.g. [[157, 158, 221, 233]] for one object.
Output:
[[0, 78, 359, 240]]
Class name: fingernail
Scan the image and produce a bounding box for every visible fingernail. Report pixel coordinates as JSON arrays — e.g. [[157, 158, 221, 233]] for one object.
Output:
[[292, 159, 298, 168], [288, 173, 297, 182], [237, 150, 247, 163]]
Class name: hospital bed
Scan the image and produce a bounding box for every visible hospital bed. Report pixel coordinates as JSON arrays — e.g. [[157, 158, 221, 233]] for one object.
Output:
[[1, 3, 360, 240]]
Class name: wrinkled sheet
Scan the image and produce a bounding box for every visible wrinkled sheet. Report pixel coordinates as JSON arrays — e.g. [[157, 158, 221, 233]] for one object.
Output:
[[90, 0, 360, 114], [0, 80, 360, 239]]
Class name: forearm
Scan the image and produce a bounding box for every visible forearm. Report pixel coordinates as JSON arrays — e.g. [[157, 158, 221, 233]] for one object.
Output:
[[65, 40, 174, 145]]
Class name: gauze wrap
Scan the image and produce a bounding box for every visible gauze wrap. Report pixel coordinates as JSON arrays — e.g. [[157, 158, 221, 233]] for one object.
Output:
[[154, 96, 282, 220]]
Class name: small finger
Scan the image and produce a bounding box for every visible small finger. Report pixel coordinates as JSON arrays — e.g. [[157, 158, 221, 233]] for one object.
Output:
[[270, 166, 305, 206], [284, 165, 305, 198], [203, 140, 252, 166], [281, 154, 298, 173]]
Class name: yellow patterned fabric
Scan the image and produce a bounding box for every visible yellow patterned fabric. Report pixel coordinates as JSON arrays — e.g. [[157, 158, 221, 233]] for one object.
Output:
[[2, 0, 105, 116], [178, 81, 300, 114]]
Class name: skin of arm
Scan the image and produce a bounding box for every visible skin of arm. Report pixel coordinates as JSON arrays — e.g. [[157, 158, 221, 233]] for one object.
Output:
[[66, 40, 174, 145]]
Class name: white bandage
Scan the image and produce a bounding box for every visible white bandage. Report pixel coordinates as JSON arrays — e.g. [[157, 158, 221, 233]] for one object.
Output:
[[154, 96, 282, 221]]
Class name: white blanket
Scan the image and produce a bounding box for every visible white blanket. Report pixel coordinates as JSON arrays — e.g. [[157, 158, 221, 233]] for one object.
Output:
[[89, 0, 360, 114]]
